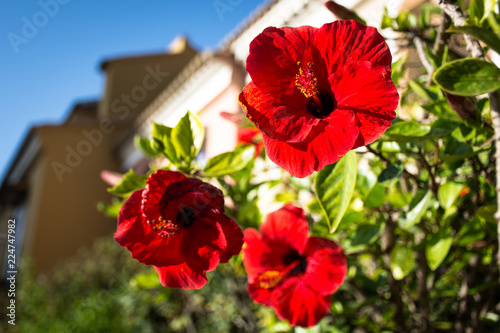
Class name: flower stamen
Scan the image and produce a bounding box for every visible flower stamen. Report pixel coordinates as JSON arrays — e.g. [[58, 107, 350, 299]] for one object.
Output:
[[256, 270, 284, 289], [295, 62, 318, 98], [149, 216, 179, 238]]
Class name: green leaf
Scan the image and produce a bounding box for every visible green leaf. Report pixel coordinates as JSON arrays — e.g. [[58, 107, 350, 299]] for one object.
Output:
[[203, 145, 255, 177], [171, 112, 195, 162], [345, 223, 384, 253], [386, 185, 412, 208], [476, 204, 497, 223], [97, 198, 124, 219], [390, 246, 415, 280], [107, 169, 148, 197], [399, 190, 433, 229], [438, 181, 465, 210], [455, 217, 485, 247], [426, 228, 453, 271], [469, 0, 485, 23], [487, 11, 500, 37], [483, 0, 496, 22], [422, 100, 464, 123], [364, 183, 386, 208], [433, 58, 500, 96], [424, 43, 440, 69], [134, 135, 160, 157], [189, 111, 205, 156], [132, 272, 160, 289], [408, 80, 438, 101], [151, 122, 179, 164], [449, 25, 500, 54], [315, 151, 357, 233], [469, 0, 496, 23], [442, 127, 488, 162], [383, 120, 431, 141], [378, 162, 403, 185]]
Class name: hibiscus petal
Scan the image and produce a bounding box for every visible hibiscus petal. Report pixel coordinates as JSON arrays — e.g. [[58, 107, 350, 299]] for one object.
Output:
[[142, 170, 186, 222], [242, 228, 293, 283], [261, 204, 309, 253], [154, 264, 207, 289], [331, 61, 398, 146], [114, 190, 186, 267], [307, 20, 392, 76], [239, 82, 319, 142], [302, 237, 347, 296], [160, 177, 225, 221], [248, 281, 275, 306], [272, 277, 331, 327], [242, 228, 266, 283], [262, 109, 359, 178], [247, 26, 316, 98], [217, 213, 244, 263], [183, 213, 227, 272]]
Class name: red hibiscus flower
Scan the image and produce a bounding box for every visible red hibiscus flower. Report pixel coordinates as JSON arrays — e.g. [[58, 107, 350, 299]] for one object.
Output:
[[239, 20, 399, 178], [242, 204, 347, 327], [114, 170, 243, 289]]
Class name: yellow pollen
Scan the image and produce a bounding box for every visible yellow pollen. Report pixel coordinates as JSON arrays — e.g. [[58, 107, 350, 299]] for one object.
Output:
[[149, 217, 179, 238], [295, 62, 318, 98], [256, 270, 284, 289]]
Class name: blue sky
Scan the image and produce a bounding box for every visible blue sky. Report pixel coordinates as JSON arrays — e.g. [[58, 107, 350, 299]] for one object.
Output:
[[0, 0, 267, 181]]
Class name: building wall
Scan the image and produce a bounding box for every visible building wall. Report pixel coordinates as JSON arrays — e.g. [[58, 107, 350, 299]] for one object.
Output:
[[22, 124, 123, 272]]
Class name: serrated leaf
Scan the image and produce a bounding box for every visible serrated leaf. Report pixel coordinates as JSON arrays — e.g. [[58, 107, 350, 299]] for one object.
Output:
[[108, 169, 148, 197], [390, 246, 415, 280], [315, 151, 357, 233], [203, 145, 255, 177], [426, 228, 453, 271], [399, 190, 433, 229], [433, 58, 500, 96], [438, 181, 465, 210]]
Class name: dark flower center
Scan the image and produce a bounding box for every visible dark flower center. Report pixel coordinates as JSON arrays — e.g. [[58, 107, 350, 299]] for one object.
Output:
[[176, 206, 196, 228], [149, 206, 197, 237], [295, 62, 336, 119], [284, 249, 308, 275], [290, 257, 308, 275]]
